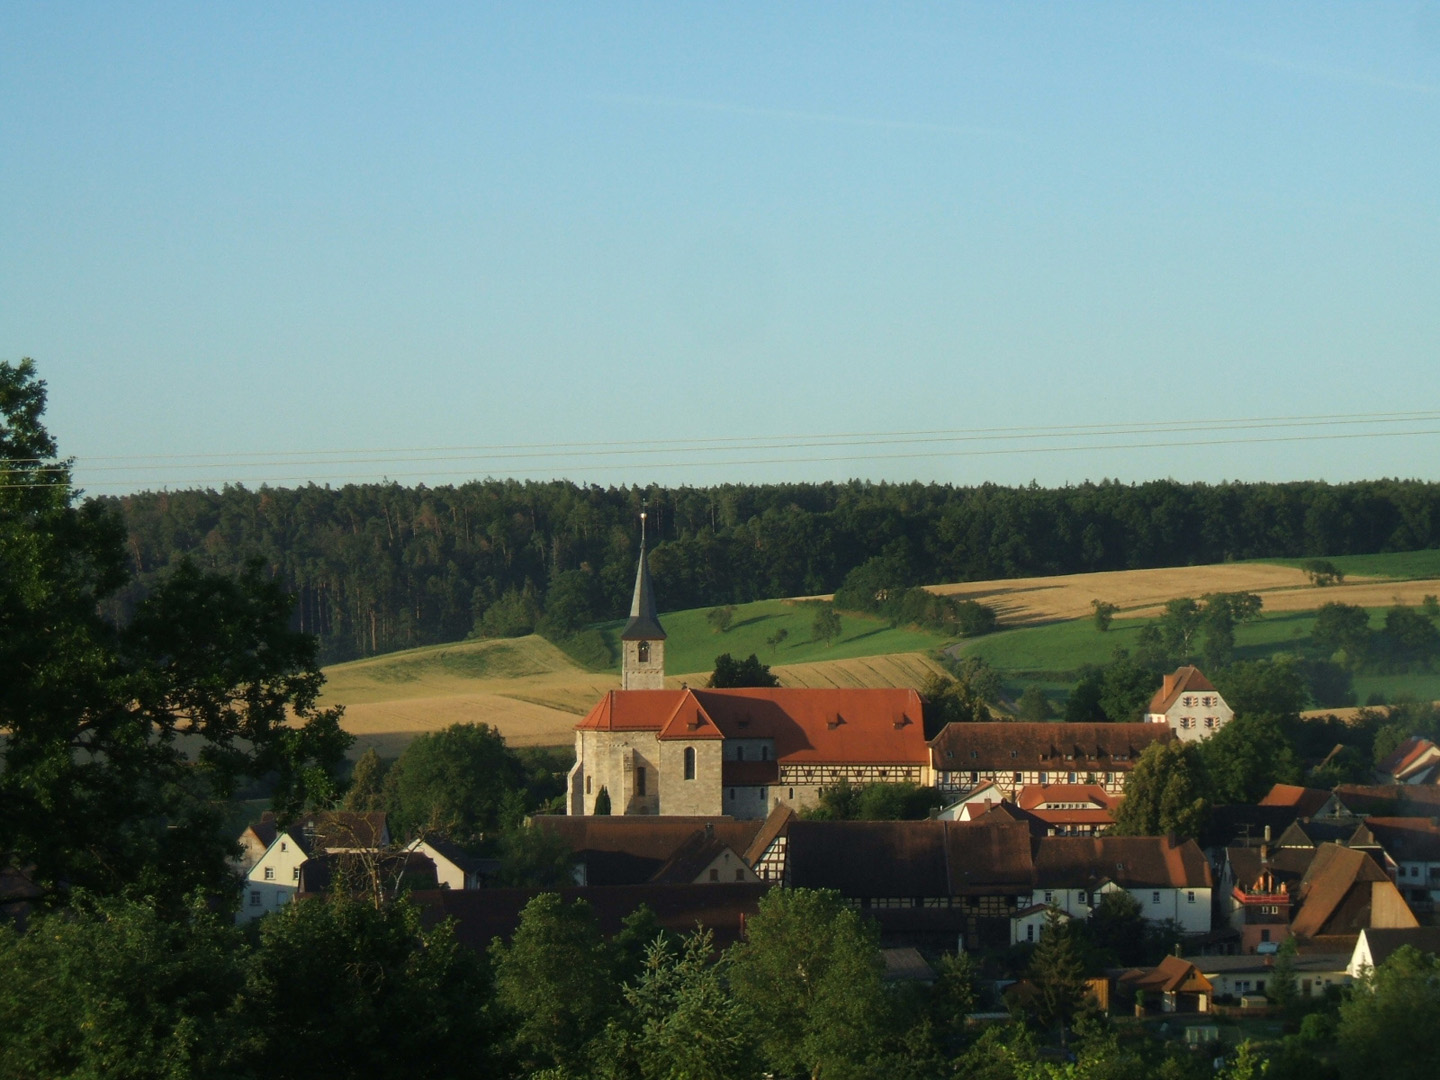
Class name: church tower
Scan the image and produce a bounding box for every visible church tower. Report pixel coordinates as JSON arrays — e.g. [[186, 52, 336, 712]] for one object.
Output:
[[620, 509, 666, 690]]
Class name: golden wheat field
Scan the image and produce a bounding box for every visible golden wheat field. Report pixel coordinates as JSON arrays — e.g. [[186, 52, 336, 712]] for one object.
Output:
[[321, 563, 1440, 755], [926, 563, 1440, 624]]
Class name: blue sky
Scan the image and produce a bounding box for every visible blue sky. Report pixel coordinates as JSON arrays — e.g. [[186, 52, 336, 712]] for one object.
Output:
[[3, 3, 1439, 494]]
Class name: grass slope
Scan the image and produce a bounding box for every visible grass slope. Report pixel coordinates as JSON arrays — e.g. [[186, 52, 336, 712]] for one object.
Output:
[[598, 598, 950, 681], [1256, 550, 1440, 580]]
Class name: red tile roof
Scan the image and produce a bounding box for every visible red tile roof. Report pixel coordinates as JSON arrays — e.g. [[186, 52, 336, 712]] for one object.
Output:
[[1259, 784, 1332, 817], [1017, 784, 1119, 811], [1146, 666, 1217, 714], [577, 688, 928, 764]]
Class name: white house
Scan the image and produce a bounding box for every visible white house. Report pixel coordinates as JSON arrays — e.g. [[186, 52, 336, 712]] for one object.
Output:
[[238, 812, 389, 922], [1347, 926, 1440, 978], [1026, 835, 1214, 935], [1145, 666, 1232, 742]]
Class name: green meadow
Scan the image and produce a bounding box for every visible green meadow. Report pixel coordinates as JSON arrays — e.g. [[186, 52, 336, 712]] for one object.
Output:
[[1256, 549, 1440, 580], [955, 605, 1440, 707], [597, 598, 950, 678]]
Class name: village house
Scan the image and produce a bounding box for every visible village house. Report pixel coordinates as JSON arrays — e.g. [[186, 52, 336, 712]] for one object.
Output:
[[1144, 665, 1233, 741], [1196, 950, 1352, 1002], [238, 811, 389, 922], [929, 722, 1171, 799], [1016, 834, 1214, 939], [1375, 736, 1440, 785], [1346, 925, 1440, 978]]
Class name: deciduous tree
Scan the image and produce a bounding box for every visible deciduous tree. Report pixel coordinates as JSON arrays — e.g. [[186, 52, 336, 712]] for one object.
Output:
[[1111, 741, 1209, 840], [0, 359, 349, 907]]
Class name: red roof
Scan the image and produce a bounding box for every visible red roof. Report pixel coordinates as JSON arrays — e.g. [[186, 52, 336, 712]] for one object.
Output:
[[577, 687, 928, 765], [1017, 784, 1119, 811], [1259, 784, 1333, 817], [1146, 666, 1217, 714]]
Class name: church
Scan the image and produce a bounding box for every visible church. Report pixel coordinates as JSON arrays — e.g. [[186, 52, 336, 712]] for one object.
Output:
[[567, 524, 1226, 818], [567, 523, 929, 818]]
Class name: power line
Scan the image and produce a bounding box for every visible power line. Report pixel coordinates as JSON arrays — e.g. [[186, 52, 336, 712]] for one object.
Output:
[[4, 422, 1440, 491], [4, 408, 1440, 469]]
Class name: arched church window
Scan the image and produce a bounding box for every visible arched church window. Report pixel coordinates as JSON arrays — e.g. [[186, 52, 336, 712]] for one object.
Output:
[[684, 746, 696, 780], [637, 641, 650, 663]]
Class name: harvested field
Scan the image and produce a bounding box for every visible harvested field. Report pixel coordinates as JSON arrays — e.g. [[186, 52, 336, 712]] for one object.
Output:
[[321, 636, 615, 756], [926, 564, 1440, 625]]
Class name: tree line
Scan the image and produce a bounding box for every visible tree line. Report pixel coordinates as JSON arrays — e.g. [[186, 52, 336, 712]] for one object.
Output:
[[99, 475, 1440, 663]]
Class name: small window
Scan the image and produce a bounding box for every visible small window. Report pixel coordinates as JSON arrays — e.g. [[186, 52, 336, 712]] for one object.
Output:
[[1152, 891, 1161, 904], [1187, 890, 1196, 904], [709, 868, 719, 882], [1040, 772, 1048, 784], [735, 869, 745, 881], [250, 891, 261, 906], [1077, 891, 1087, 904], [729, 788, 736, 801], [684, 747, 696, 781], [1261, 929, 1271, 942], [761, 745, 769, 761], [292, 867, 300, 881], [1027, 924, 1035, 943], [280, 841, 287, 852], [1068, 772, 1077, 784], [586, 775, 592, 795], [1043, 891, 1053, 903], [637, 640, 650, 662], [736, 746, 745, 761], [759, 787, 767, 800], [1013, 772, 1022, 783], [788, 787, 794, 799], [636, 767, 646, 796], [264, 866, 275, 881]]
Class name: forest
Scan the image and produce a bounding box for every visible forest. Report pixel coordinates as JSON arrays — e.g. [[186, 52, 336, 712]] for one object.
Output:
[[100, 477, 1440, 663]]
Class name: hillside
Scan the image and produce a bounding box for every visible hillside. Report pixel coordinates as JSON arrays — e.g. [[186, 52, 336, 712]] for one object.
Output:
[[322, 552, 1440, 756], [321, 602, 950, 756]]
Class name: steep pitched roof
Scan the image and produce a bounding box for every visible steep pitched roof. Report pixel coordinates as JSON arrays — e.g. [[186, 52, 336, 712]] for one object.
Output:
[[929, 722, 1171, 771], [1120, 955, 1213, 994], [532, 815, 763, 886], [1357, 927, 1440, 969], [1377, 737, 1440, 783], [1291, 843, 1417, 940], [742, 804, 795, 866], [1333, 784, 1440, 816], [1033, 836, 1213, 891], [1146, 666, 1218, 714], [1364, 817, 1440, 863], [620, 543, 666, 641], [577, 688, 929, 764], [788, 820, 950, 897], [1259, 784, 1333, 817], [647, 830, 751, 884]]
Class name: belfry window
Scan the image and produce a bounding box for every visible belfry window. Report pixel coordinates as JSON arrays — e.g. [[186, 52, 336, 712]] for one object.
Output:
[[637, 640, 650, 663], [684, 747, 696, 780]]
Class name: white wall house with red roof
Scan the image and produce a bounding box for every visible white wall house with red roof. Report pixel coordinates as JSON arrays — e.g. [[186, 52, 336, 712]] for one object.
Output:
[[1145, 666, 1232, 742]]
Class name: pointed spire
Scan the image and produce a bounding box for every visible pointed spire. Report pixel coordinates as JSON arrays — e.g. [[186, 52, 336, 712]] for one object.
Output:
[[621, 506, 666, 641]]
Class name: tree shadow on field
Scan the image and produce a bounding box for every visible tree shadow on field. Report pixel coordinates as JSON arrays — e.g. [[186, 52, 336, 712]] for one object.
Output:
[[730, 613, 778, 632]]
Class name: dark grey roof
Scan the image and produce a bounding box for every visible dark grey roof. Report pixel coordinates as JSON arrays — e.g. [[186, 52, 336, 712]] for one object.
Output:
[[1360, 927, 1440, 968], [620, 543, 666, 641]]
